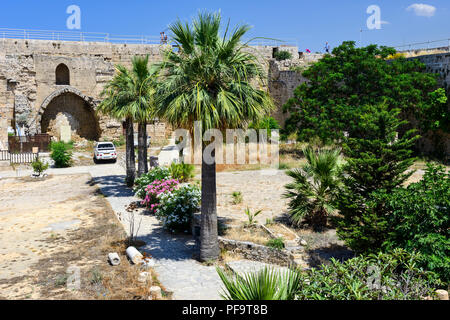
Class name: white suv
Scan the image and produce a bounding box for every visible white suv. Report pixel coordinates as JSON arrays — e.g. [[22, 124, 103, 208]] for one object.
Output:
[[93, 142, 117, 163]]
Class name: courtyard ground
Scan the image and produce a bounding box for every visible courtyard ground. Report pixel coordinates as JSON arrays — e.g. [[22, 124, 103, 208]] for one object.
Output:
[[0, 173, 162, 300]]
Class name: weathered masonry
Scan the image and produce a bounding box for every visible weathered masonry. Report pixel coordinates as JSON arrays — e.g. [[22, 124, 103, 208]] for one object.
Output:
[[0, 37, 316, 148]]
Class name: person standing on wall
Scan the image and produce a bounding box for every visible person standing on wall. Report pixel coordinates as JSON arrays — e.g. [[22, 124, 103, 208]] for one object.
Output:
[[324, 42, 330, 53]]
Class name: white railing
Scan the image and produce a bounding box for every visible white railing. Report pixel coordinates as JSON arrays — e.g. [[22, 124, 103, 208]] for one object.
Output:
[[0, 27, 298, 47], [394, 38, 450, 52], [0, 28, 160, 44]]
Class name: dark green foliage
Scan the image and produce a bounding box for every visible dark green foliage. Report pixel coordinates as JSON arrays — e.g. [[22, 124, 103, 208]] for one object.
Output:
[[266, 238, 285, 250], [283, 41, 447, 146], [273, 50, 292, 61], [168, 162, 195, 182], [284, 147, 343, 229], [296, 249, 440, 300], [381, 163, 450, 283], [336, 104, 418, 253], [50, 141, 72, 168]]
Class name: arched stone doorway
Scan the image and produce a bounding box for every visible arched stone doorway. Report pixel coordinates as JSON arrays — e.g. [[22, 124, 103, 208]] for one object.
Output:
[[38, 87, 100, 141]]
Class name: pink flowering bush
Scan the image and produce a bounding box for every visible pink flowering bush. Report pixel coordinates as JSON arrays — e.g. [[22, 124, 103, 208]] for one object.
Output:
[[141, 179, 180, 214]]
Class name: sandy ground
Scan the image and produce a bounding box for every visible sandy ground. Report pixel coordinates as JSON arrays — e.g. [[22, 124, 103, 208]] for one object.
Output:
[[0, 173, 160, 300]]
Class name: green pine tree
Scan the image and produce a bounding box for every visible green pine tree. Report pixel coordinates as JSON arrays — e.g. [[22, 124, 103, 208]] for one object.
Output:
[[336, 104, 419, 253]]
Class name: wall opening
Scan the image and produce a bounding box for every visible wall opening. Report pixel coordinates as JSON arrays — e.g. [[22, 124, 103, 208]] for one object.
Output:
[[41, 92, 100, 141], [55, 64, 70, 85]]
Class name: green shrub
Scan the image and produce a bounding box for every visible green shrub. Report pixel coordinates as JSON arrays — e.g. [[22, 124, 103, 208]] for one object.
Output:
[[156, 184, 201, 233], [266, 238, 285, 250], [231, 191, 243, 204], [284, 146, 343, 229], [273, 50, 292, 61], [381, 163, 450, 283], [217, 249, 440, 300], [168, 162, 195, 182], [112, 136, 126, 147], [50, 141, 72, 168], [133, 166, 171, 199], [296, 249, 440, 300], [336, 104, 418, 252], [31, 156, 49, 176], [249, 116, 280, 138]]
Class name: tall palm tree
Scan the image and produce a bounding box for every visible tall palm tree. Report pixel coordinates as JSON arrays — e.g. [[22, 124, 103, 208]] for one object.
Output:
[[156, 11, 274, 261], [98, 55, 156, 186], [284, 147, 343, 230]]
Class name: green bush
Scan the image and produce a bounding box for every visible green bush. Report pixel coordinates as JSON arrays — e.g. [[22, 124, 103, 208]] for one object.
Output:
[[266, 238, 285, 250], [217, 249, 440, 300], [50, 141, 72, 168], [231, 191, 243, 204], [249, 116, 280, 139], [273, 50, 292, 61], [336, 104, 418, 253], [31, 156, 49, 176], [284, 147, 343, 229], [168, 162, 195, 182], [133, 166, 171, 199], [156, 184, 201, 233], [381, 163, 450, 283]]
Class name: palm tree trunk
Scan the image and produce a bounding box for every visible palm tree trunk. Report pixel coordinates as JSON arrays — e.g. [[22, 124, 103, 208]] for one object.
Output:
[[199, 146, 220, 262], [125, 117, 136, 187], [137, 121, 148, 176]]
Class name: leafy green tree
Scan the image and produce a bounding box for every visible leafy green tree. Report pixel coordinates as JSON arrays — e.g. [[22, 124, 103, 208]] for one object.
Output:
[[283, 41, 447, 147], [98, 55, 156, 186], [155, 12, 274, 261], [336, 104, 418, 253], [284, 146, 343, 230], [382, 163, 450, 283]]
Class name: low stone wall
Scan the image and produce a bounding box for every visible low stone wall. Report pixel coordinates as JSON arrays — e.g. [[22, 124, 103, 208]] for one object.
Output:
[[218, 236, 294, 267]]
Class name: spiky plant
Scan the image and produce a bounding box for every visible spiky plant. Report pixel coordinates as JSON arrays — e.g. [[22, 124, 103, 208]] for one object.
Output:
[[216, 266, 302, 300], [284, 146, 343, 230]]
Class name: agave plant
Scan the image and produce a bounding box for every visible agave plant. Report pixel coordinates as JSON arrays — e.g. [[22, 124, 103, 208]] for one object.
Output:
[[216, 266, 302, 300], [284, 146, 343, 230]]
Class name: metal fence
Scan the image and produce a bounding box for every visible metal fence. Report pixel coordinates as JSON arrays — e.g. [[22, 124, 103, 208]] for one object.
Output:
[[394, 38, 450, 52], [8, 134, 51, 153], [0, 28, 160, 44], [0, 28, 298, 47]]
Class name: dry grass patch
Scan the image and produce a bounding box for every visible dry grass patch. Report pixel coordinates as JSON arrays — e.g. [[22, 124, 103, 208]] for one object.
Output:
[[222, 225, 272, 246]]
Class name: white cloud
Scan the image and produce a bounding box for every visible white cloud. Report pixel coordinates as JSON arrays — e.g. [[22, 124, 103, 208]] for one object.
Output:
[[407, 3, 436, 17]]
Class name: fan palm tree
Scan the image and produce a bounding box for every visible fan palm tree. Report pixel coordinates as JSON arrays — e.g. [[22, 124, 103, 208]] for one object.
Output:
[[156, 11, 274, 261], [98, 55, 156, 186], [284, 147, 343, 230]]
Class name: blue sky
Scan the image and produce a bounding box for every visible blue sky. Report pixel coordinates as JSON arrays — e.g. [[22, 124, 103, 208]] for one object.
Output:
[[0, 1, 449, 52]]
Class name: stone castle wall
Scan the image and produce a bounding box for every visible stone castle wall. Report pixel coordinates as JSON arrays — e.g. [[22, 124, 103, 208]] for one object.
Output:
[[0, 38, 167, 148], [0, 38, 310, 148]]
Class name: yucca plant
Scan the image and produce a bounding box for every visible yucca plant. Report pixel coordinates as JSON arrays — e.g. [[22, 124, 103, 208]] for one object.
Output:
[[284, 146, 343, 230], [216, 266, 302, 300]]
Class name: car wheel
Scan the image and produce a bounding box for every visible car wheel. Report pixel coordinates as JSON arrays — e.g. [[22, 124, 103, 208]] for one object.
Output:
[[93, 157, 98, 164]]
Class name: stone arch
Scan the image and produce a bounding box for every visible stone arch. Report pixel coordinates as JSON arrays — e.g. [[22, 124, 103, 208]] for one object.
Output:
[[55, 63, 70, 85], [38, 87, 100, 141]]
